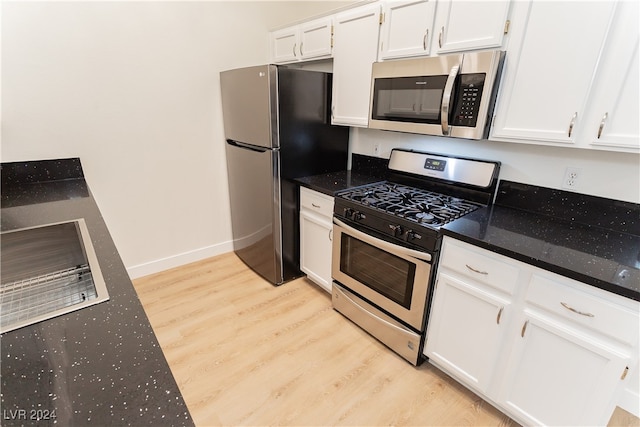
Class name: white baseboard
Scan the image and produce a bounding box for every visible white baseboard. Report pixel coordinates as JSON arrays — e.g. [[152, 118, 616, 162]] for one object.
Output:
[[127, 240, 234, 279]]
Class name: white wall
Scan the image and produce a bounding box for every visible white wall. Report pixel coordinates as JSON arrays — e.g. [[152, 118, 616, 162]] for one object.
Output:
[[1, 1, 353, 278], [351, 128, 640, 204]]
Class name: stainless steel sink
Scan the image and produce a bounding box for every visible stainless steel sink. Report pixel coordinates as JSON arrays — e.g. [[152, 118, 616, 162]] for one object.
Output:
[[1, 219, 109, 333]]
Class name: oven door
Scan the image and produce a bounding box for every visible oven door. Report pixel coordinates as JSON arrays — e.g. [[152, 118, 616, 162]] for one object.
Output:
[[332, 218, 432, 331]]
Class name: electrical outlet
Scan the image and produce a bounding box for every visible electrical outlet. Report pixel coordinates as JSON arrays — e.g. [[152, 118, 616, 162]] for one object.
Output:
[[562, 167, 581, 190], [373, 143, 381, 156]]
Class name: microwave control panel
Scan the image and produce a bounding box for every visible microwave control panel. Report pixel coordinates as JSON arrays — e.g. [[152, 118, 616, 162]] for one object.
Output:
[[451, 73, 486, 128]]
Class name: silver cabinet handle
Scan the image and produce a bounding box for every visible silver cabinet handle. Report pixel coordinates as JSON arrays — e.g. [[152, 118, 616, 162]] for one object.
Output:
[[293, 43, 297, 57], [441, 64, 460, 136], [622, 366, 629, 380], [439, 26, 444, 48], [597, 112, 608, 138], [312, 203, 321, 208], [521, 320, 529, 337], [568, 112, 577, 137], [423, 29, 429, 50], [300, 42, 304, 56], [561, 302, 595, 317], [328, 229, 333, 241], [465, 264, 488, 275], [496, 307, 504, 325]]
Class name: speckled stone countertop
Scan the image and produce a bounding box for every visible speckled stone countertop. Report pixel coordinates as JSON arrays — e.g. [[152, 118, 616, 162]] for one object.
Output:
[[294, 153, 387, 196], [1, 159, 193, 426], [295, 170, 383, 196], [443, 180, 640, 301]]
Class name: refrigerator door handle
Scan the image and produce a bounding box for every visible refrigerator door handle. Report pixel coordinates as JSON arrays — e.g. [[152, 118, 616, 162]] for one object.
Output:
[[226, 139, 270, 153]]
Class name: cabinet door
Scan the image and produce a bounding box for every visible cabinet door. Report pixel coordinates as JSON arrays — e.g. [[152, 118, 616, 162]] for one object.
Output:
[[299, 16, 334, 61], [331, 3, 381, 127], [271, 26, 299, 64], [499, 310, 630, 426], [491, 0, 616, 145], [434, 0, 510, 54], [585, 0, 639, 152], [379, 0, 436, 60], [300, 210, 333, 292], [424, 272, 511, 394]]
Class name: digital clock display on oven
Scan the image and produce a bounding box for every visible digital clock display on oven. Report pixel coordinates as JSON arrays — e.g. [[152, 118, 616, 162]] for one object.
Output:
[[424, 158, 447, 171]]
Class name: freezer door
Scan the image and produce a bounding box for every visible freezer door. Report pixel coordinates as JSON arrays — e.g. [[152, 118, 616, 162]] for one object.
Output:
[[220, 65, 278, 149], [225, 139, 282, 284]]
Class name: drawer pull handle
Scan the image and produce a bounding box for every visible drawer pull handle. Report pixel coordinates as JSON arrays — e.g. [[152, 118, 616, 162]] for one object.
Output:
[[312, 203, 321, 208], [496, 307, 504, 325], [465, 264, 488, 275], [521, 320, 529, 337], [560, 302, 595, 317], [621, 366, 629, 380], [329, 229, 333, 242]]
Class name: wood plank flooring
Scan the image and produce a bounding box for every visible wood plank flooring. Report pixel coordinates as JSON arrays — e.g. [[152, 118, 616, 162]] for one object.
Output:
[[133, 252, 637, 427]]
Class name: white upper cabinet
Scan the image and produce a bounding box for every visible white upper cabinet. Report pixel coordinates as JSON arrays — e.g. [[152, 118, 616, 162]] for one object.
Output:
[[490, 0, 617, 146], [271, 26, 299, 64], [582, 0, 639, 152], [331, 3, 381, 127], [270, 16, 334, 64], [434, 0, 511, 54], [299, 17, 334, 61], [379, 0, 437, 60]]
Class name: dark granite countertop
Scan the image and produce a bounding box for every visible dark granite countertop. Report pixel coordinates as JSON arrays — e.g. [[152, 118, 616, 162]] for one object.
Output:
[[1, 159, 193, 426], [295, 170, 383, 196], [443, 181, 640, 302]]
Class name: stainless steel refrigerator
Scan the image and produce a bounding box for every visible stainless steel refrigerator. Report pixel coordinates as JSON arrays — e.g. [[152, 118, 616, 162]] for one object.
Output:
[[220, 65, 349, 285]]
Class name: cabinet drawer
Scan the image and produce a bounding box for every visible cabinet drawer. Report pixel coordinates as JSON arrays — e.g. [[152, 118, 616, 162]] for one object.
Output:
[[527, 273, 639, 345], [300, 187, 334, 218], [440, 238, 520, 295]]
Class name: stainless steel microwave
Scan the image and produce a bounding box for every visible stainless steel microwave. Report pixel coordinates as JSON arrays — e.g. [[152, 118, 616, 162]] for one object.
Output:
[[368, 50, 505, 140]]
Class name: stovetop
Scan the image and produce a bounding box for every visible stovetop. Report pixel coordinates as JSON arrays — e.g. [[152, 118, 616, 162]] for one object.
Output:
[[338, 182, 480, 228], [332, 149, 500, 253], [334, 181, 482, 253]]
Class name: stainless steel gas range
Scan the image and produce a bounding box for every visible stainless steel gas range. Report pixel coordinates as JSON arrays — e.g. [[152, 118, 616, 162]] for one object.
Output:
[[331, 149, 500, 365]]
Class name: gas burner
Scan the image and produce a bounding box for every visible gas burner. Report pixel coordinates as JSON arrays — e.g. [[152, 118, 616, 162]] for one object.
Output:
[[339, 181, 479, 229], [414, 212, 436, 223]]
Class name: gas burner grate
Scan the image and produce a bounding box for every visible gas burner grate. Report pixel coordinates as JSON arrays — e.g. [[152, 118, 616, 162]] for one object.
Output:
[[339, 182, 479, 227]]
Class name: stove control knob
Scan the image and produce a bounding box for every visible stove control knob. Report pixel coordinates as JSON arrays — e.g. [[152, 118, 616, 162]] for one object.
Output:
[[343, 207, 354, 218], [353, 211, 366, 221], [406, 230, 422, 241], [389, 224, 403, 237]]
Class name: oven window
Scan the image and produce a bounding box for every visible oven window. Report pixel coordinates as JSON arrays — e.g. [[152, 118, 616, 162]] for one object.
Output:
[[371, 75, 448, 123], [340, 234, 416, 309]]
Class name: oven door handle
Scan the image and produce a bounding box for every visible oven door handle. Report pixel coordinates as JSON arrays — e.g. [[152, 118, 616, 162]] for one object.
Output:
[[333, 218, 432, 263]]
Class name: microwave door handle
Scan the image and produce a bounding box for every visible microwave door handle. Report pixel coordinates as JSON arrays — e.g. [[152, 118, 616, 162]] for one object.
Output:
[[441, 64, 460, 136]]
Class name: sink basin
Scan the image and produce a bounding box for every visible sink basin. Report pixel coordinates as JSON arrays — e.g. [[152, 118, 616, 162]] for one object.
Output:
[[1, 219, 109, 333]]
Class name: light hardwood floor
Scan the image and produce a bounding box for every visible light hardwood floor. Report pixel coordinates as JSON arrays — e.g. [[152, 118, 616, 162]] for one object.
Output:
[[133, 252, 638, 427]]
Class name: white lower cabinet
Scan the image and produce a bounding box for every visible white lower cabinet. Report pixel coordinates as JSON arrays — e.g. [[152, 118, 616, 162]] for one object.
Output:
[[498, 309, 630, 426], [299, 187, 334, 292], [425, 272, 512, 395], [425, 236, 640, 426]]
